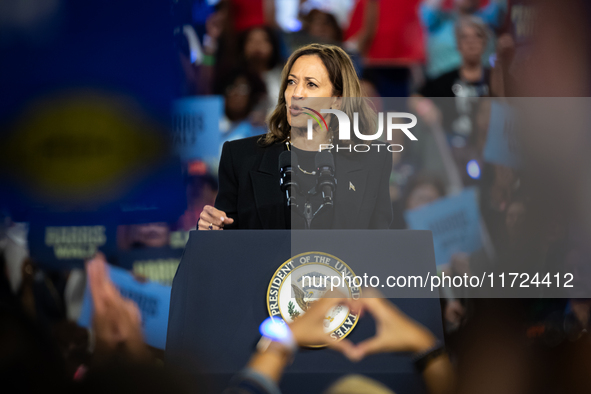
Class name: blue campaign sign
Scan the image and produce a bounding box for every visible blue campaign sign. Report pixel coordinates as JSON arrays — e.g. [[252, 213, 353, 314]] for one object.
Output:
[[28, 212, 118, 271], [0, 0, 179, 220], [483, 100, 521, 169], [172, 96, 223, 166], [117, 246, 183, 286], [404, 188, 482, 267], [78, 264, 171, 350]]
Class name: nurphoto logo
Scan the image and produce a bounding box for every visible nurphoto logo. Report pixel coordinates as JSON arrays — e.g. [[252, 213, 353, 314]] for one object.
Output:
[[303, 107, 418, 152]]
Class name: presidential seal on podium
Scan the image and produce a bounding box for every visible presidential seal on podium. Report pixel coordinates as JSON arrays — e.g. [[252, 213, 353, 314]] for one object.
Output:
[[266, 251, 360, 345]]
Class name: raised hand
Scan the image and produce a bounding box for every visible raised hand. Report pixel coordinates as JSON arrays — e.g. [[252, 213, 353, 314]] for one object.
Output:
[[343, 289, 437, 362], [289, 292, 359, 355], [87, 253, 149, 361]]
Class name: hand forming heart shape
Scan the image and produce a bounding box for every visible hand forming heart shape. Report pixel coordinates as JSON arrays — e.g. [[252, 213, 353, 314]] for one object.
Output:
[[289, 289, 437, 362]]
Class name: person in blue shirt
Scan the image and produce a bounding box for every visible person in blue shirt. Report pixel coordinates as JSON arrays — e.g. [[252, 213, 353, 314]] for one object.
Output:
[[420, 0, 506, 78]]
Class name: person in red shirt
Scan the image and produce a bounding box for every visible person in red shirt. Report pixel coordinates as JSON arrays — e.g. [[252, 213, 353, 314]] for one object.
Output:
[[344, 0, 427, 97], [229, 0, 277, 32]]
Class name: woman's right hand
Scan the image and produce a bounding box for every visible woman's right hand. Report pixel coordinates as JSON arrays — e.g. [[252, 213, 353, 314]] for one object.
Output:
[[198, 205, 234, 230]]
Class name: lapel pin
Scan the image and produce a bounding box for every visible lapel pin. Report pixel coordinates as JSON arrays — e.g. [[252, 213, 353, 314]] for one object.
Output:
[[349, 181, 356, 191]]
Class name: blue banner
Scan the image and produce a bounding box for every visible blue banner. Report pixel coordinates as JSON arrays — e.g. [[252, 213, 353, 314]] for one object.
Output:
[[28, 212, 118, 271], [404, 188, 482, 267], [483, 100, 521, 169], [1, 92, 186, 225], [172, 96, 223, 167], [117, 246, 183, 286], [78, 264, 171, 350]]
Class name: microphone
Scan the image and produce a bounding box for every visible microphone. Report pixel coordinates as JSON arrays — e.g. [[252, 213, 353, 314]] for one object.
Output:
[[315, 151, 336, 205], [279, 151, 299, 207]]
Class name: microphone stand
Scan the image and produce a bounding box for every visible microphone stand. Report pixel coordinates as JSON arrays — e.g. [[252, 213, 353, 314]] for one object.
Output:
[[296, 186, 334, 229], [285, 150, 336, 229]]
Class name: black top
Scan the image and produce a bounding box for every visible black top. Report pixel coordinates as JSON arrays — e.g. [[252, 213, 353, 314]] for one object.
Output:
[[290, 145, 333, 229], [419, 68, 490, 98], [214, 135, 393, 229], [419, 68, 491, 138]]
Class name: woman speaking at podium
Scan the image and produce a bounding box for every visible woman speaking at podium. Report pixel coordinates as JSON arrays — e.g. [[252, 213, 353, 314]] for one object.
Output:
[[198, 43, 392, 230]]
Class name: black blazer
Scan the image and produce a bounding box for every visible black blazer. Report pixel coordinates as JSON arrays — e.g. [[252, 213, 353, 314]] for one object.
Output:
[[214, 135, 393, 229]]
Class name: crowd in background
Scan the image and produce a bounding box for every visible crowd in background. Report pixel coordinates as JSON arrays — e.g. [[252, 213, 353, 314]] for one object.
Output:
[[173, 0, 587, 340], [2, 0, 591, 393]]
